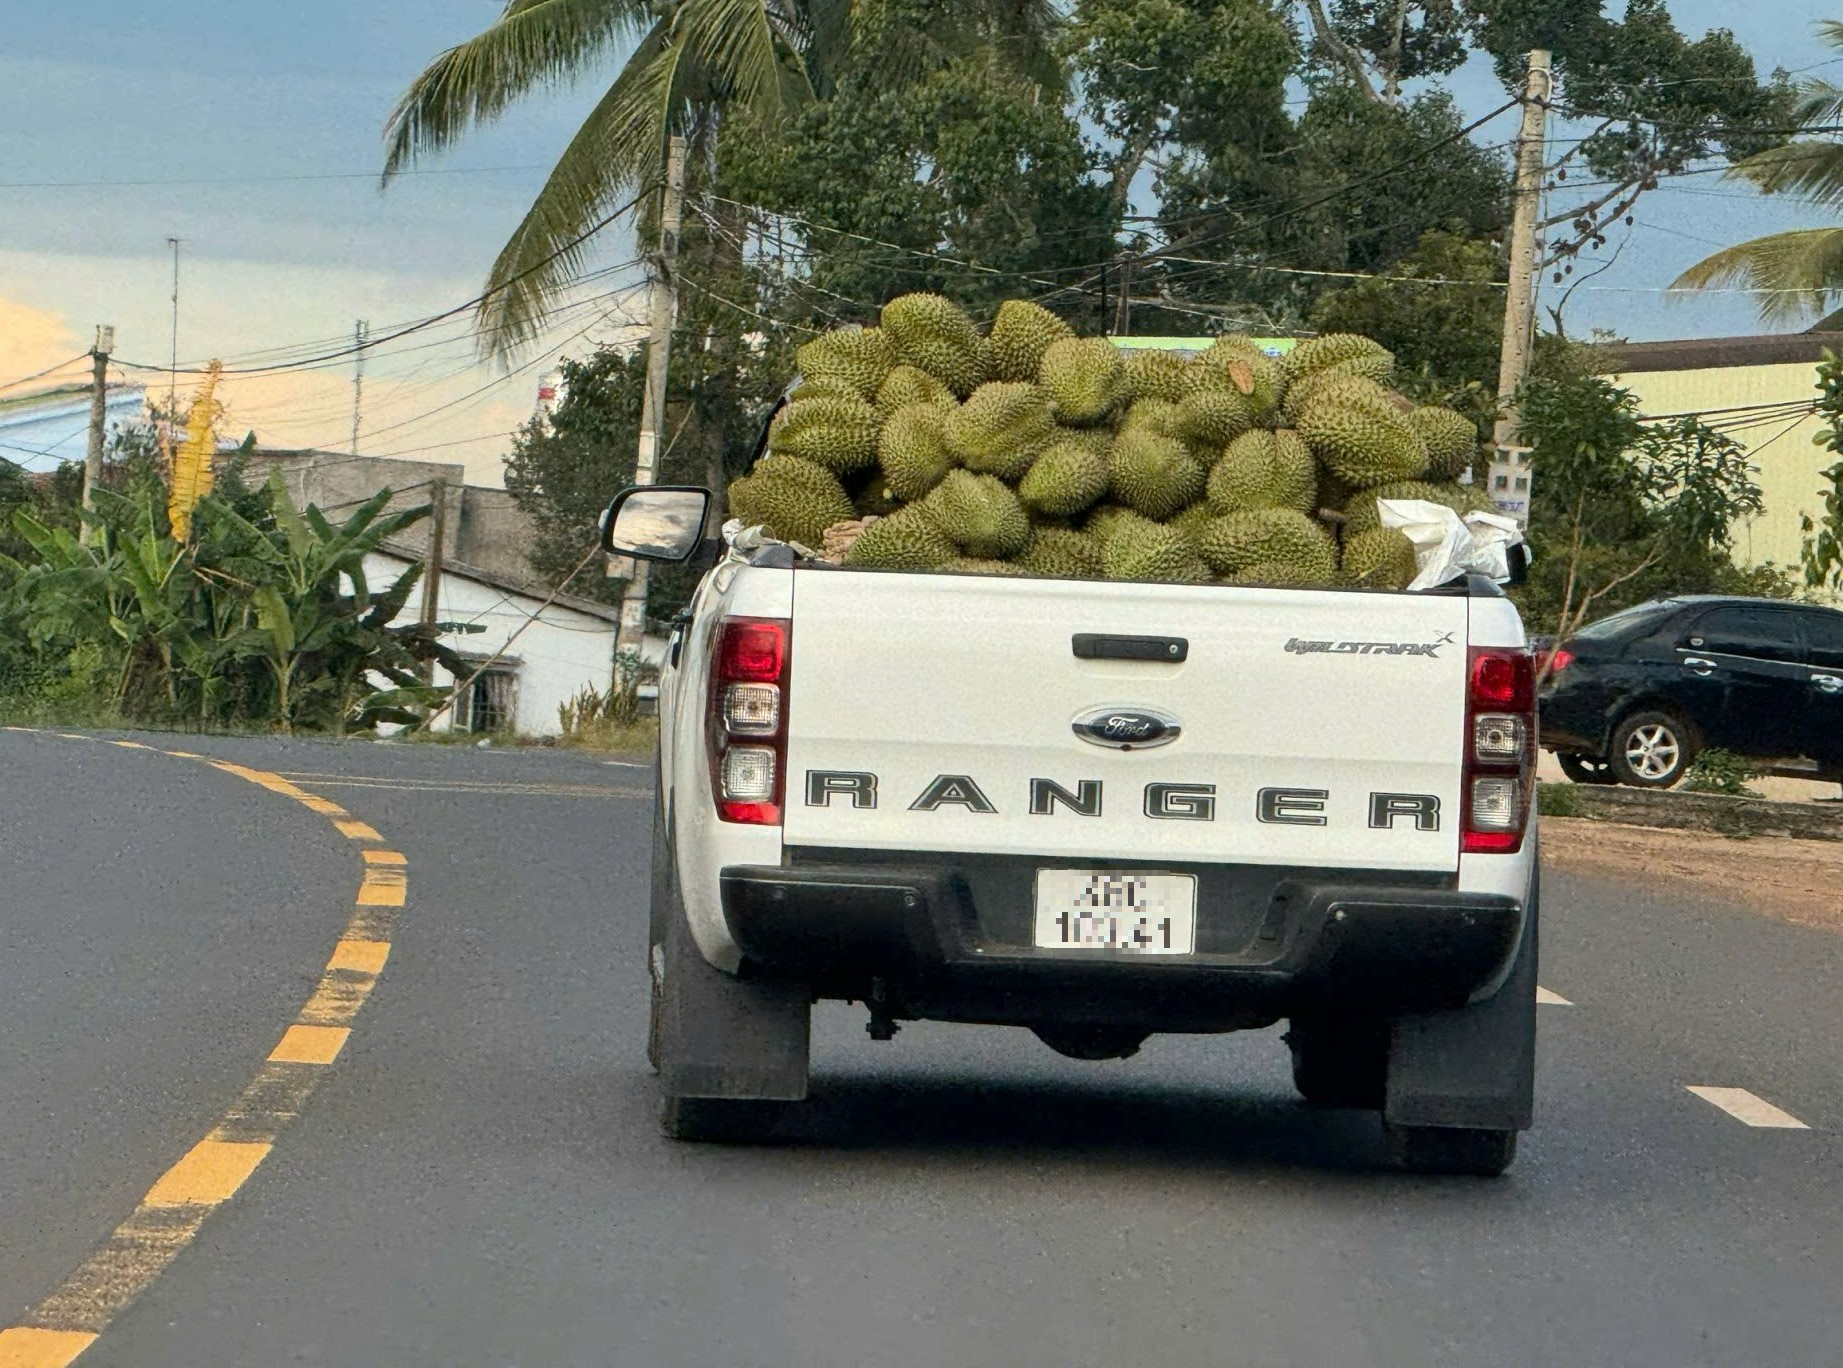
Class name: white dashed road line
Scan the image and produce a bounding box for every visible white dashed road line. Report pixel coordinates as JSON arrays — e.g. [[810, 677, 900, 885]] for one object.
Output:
[[1686, 1086, 1809, 1129], [1536, 986, 1571, 1005]]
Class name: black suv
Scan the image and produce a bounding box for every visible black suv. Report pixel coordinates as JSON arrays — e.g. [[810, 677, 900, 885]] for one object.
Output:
[[1539, 596, 1843, 787]]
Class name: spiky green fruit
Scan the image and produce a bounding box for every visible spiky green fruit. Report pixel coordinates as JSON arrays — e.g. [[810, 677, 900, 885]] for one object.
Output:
[[1110, 428, 1206, 521], [795, 326, 895, 401], [878, 401, 957, 501], [1341, 525, 1420, 589], [1207, 429, 1316, 515], [1340, 480, 1497, 536], [786, 377, 862, 404], [1175, 386, 1252, 446], [1282, 333, 1394, 384], [1198, 338, 1286, 423], [880, 293, 991, 397], [1229, 559, 1341, 588], [1119, 398, 1183, 439], [943, 382, 1056, 480], [843, 507, 957, 570], [1102, 521, 1211, 584], [875, 364, 954, 417], [1121, 348, 1198, 403], [1019, 437, 1111, 517], [1296, 393, 1428, 487], [853, 477, 905, 517], [988, 299, 1075, 382], [921, 470, 1032, 558], [1196, 508, 1337, 578], [767, 394, 882, 474], [1167, 502, 1215, 544], [727, 455, 855, 548], [1017, 527, 1104, 579], [1082, 504, 1155, 544], [1039, 336, 1125, 426], [943, 558, 1020, 575], [1405, 406, 1479, 479], [1280, 370, 1392, 425]]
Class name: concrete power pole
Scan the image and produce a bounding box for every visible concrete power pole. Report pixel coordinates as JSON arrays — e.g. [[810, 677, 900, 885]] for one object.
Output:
[[80, 324, 115, 537], [1487, 49, 1553, 527], [420, 478, 448, 682], [616, 135, 688, 659], [350, 319, 369, 455]]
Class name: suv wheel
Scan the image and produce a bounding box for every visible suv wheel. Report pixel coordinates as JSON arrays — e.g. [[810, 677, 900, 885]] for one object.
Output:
[[1383, 1123, 1517, 1176], [1286, 1017, 1389, 1110], [1609, 710, 1696, 787], [1557, 753, 1614, 785]]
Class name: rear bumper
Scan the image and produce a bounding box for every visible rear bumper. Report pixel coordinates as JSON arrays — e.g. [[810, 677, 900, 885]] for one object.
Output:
[[720, 859, 1524, 1031]]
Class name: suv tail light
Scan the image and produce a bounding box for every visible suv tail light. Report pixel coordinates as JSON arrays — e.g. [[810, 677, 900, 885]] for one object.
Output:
[[1545, 647, 1574, 676], [708, 617, 790, 824], [1462, 646, 1536, 854]]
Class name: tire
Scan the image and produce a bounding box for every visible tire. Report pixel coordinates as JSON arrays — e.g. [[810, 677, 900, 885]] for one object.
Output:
[[1286, 1017, 1390, 1110], [660, 1096, 786, 1144], [1608, 709, 1697, 788], [1556, 752, 1614, 785], [1384, 1123, 1517, 1176]]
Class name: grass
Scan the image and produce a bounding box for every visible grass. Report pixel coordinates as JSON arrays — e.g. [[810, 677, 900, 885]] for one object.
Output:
[[556, 716, 659, 757], [1536, 781, 1579, 818]]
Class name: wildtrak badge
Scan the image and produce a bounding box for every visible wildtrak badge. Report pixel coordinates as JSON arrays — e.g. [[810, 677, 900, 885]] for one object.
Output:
[[1284, 631, 1455, 658]]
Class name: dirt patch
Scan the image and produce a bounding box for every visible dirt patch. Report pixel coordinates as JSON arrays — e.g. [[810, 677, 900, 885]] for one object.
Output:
[[1542, 818, 1843, 931]]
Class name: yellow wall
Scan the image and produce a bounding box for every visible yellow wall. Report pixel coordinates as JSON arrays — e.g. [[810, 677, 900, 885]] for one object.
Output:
[[1608, 362, 1833, 579]]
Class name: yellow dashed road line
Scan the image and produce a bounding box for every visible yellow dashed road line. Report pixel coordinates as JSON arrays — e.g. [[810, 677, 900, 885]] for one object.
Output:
[[0, 731, 406, 1364]]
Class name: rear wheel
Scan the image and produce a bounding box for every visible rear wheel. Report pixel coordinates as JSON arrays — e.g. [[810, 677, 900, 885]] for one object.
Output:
[[1557, 752, 1614, 785], [1286, 1017, 1390, 1110], [1608, 710, 1697, 787], [1384, 1123, 1517, 1176], [660, 1096, 787, 1144]]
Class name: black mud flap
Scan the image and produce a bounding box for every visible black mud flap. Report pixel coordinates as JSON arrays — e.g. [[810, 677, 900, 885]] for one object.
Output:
[[1383, 867, 1538, 1132], [653, 801, 810, 1102]]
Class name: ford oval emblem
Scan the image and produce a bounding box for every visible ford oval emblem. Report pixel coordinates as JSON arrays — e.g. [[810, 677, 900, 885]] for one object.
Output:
[[1071, 706, 1181, 751]]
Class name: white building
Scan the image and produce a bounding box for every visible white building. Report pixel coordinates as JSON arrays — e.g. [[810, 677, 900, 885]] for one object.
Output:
[[0, 380, 146, 470], [365, 548, 621, 737]]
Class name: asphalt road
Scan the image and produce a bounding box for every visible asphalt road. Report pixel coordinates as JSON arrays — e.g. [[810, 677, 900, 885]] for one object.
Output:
[[2, 729, 1839, 1367]]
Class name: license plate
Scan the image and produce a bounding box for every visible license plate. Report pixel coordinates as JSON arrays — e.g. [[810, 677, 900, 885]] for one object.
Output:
[[1032, 870, 1197, 954]]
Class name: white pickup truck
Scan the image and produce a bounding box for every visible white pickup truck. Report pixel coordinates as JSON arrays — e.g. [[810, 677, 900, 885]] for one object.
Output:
[[604, 473, 1540, 1175]]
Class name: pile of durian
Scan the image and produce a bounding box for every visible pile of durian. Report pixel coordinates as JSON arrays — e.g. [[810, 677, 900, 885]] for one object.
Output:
[[727, 294, 1495, 589]]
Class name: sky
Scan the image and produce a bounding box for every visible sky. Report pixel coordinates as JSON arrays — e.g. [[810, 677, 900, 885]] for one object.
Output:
[[0, 0, 1836, 484]]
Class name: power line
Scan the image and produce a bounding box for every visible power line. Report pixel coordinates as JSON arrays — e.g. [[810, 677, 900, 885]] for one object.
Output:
[[0, 354, 89, 394], [0, 164, 549, 190]]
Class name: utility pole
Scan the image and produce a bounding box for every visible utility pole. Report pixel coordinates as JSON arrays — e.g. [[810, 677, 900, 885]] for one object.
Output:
[[615, 134, 687, 658], [80, 324, 115, 538], [350, 319, 369, 455], [1488, 49, 1553, 527], [420, 478, 448, 680], [1112, 251, 1134, 336], [166, 237, 182, 440]]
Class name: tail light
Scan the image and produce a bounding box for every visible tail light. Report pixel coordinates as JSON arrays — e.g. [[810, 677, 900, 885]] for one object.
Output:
[[1545, 648, 1574, 675], [708, 617, 790, 825], [1462, 646, 1536, 854]]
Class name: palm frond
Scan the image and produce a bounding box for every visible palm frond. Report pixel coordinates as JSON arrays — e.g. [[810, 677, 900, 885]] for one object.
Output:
[[473, 23, 689, 357], [382, 0, 651, 180], [671, 0, 813, 118], [1671, 227, 1843, 324], [1728, 140, 1843, 208]]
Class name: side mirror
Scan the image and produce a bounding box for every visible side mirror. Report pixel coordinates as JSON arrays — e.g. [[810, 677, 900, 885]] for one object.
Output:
[[601, 486, 712, 562], [1504, 540, 1530, 587]]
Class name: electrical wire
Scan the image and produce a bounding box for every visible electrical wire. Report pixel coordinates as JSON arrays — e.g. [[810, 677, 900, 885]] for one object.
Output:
[[0, 354, 90, 394]]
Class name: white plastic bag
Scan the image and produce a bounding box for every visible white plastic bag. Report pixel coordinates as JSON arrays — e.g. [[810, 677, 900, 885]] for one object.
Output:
[[1375, 499, 1529, 591]]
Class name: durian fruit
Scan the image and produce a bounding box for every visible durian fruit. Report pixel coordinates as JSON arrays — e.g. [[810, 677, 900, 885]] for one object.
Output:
[[1340, 479, 1497, 536], [1109, 429, 1206, 521], [843, 506, 958, 570], [1102, 520, 1212, 584], [1039, 337, 1125, 426], [1049, 424, 1115, 457], [1230, 559, 1340, 588], [881, 292, 991, 397], [1207, 429, 1316, 515], [1280, 370, 1392, 426], [1174, 386, 1252, 447], [1083, 503, 1155, 544], [1017, 527, 1104, 579], [727, 455, 855, 548], [852, 476, 905, 517], [1282, 333, 1394, 385], [943, 382, 1056, 480], [1168, 502, 1215, 544], [1296, 392, 1429, 487], [944, 558, 1020, 575], [786, 377, 862, 404], [989, 299, 1075, 383], [1199, 337, 1286, 423], [921, 470, 1032, 558], [1118, 398, 1183, 438], [1341, 525, 1420, 589], [1197, 508, 1337, 579], [1019, 437, 1112, 517], [1405, 406, 1479, 479], [878, 400, 957, 501], [795, 326, 895, 401], [1121, 348, 1197, 403], [875, 364, 953, 416], [767, 394, 882, 475]]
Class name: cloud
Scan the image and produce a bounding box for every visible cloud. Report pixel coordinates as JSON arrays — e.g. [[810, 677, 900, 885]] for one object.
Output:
[[0, 296, 83, 384]]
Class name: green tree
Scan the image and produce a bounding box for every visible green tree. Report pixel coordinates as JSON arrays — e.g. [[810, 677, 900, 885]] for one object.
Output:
[[1800, 350, 1843, 593]]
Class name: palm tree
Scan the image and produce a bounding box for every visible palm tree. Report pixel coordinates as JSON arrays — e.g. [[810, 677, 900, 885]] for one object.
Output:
[[383, 0, 847, 358], [1673, 22, 1843, 324]]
